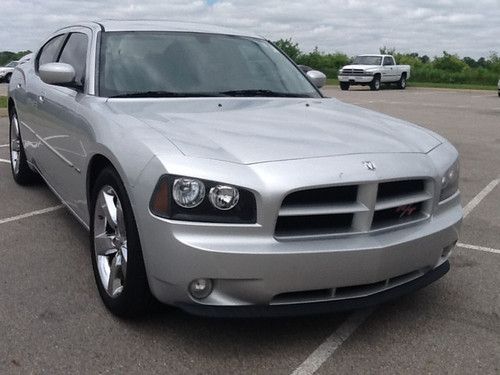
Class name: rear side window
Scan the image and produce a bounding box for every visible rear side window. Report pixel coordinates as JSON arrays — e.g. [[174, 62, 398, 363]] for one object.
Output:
[[58, 33, 88, 87], [383, 57, 395, 66], [37, 34, 66, 70]]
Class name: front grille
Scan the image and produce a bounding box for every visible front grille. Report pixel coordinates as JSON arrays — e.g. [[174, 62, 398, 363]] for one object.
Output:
[[275, 179, 432, 239], [339, 68, 366, 76]]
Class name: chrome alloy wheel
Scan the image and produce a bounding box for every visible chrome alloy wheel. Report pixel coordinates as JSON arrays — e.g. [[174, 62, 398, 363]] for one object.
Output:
[[10, 114, 21, 175], [94, 185, 128, 298]]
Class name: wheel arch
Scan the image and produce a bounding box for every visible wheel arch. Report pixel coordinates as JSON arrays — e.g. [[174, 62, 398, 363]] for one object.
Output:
[[8, 97, 15, 119], [86, 154, 115, 212]]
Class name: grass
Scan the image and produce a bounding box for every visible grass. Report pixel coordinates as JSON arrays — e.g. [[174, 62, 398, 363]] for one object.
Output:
[[325, 78, 497, 91], [407, 82, 497, 90], [0, 96, 6, 108]]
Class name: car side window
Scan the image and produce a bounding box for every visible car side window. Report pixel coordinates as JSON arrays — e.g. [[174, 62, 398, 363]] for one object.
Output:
[[58, 33, 89, 87], [383, 57, 394, 66], [37, 34, 66, 70]]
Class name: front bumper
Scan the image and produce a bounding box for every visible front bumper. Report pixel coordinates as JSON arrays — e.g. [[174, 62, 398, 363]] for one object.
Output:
[[180, 260, 450, 317], [133, 151, 462, 317], [338, 75, 374, 84]]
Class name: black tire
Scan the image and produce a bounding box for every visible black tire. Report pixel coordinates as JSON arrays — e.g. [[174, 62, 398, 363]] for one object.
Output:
[[340, 82, 350, 91], [370, 75, 381, 91], [5, 73, 12, 83], [9, 108, 38, 185], [397, 73, 407, 89], [89, 166, 153, 318]]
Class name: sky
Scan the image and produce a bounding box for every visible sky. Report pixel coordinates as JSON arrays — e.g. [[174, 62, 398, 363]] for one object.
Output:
[[0, 0, 498, 58]]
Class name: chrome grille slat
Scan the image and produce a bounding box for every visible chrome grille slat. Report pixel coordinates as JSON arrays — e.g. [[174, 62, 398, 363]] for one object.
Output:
[[275, 179, 433, 239], [279, 202, 368, 217], [375, 191, 432, 210]]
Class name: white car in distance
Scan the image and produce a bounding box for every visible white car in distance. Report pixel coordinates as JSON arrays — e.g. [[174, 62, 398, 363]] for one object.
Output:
[[0, 61, 18, 83], [338, 54, 411, 91]]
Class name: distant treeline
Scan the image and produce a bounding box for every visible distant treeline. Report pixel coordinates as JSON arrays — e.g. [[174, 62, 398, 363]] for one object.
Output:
[[274, 38, 500, 86], [0, 50, 31, 66]]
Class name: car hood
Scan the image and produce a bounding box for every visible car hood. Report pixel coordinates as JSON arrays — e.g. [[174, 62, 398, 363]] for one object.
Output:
[[341, 64, 379, 70], [105, 98, 442, 165]]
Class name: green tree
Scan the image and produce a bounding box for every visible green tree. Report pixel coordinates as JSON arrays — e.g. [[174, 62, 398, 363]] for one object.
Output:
[[0, 50, 31, 66], [379, 46, 396, 55], [274, 38, 302, 61], [433, 51, 468, 73]]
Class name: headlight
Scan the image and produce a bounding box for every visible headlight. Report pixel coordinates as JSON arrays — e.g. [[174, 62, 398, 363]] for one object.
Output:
[[150, 175, 256, 223], [209, 185, 239, 210], [172, 178, 205, 208], [440, 159, 460, 201]]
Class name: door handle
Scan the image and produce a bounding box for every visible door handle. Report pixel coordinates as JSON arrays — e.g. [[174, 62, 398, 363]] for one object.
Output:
[[38, 95, 44, 103]]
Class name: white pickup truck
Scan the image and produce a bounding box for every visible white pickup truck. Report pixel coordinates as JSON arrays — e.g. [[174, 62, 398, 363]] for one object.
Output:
[[338, 54, 410, 91]]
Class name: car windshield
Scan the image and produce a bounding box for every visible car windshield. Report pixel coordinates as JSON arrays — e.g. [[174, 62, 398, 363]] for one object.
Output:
[[352, 56, 382, 65], [6, 61, 18, 67], [99, 31, 320, 98]]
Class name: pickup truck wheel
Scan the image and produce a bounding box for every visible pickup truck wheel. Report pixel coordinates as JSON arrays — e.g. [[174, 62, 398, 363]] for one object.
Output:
[[340, 82, 350, 91], [397, 74, 407, 89], [90, 167, 154, 318], [370, 76, 381, 91]]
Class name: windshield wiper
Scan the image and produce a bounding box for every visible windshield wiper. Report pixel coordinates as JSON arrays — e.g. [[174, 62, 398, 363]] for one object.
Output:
[[219, 89, 312, 98], [108, 91, 225, 98]]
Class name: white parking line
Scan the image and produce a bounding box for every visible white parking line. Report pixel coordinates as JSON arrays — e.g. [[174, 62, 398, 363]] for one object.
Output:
[[463, 179, 499, 218], [291, 309, 373, 375], [0, 144, 8, 148], [0, 158, 11, 164], [0, 205, 64, 225], [457, 242, 500, 255], [290, 178, 500, 375]]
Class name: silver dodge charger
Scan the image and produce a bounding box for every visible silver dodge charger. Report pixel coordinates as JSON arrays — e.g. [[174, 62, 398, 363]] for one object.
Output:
[[8, 20, 462, 317]]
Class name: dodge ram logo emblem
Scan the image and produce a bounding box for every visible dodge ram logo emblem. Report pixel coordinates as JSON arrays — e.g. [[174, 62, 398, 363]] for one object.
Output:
[[362, 161, 376, 171]]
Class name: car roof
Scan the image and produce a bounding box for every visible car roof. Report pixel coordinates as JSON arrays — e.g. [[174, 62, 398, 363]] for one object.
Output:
[[68, 20, 262, 38]]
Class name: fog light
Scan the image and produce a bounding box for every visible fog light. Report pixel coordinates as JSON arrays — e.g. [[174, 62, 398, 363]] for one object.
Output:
[[189, 278, 213, 299], [442, 241, 457, 258]]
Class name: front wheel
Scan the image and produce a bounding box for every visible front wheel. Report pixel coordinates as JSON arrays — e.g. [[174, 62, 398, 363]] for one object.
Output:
[[90, 167, 153, 317], [370, 76, 381, 91], [340, 82, 350, 91]]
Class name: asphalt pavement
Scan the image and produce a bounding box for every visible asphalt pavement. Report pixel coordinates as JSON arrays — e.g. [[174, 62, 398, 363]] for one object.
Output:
[[0, 86, 499, 374]]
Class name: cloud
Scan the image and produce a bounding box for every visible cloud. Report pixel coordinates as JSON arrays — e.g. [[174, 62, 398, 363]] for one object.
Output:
[[0, 0, 498, 58]]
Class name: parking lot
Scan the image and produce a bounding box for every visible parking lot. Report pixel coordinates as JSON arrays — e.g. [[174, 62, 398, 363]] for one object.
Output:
[[0, 85, 499, 374]]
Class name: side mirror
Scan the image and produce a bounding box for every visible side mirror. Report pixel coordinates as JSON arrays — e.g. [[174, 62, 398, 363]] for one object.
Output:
[[306, 70, 327, 88], [39, 63, 76, 86]]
